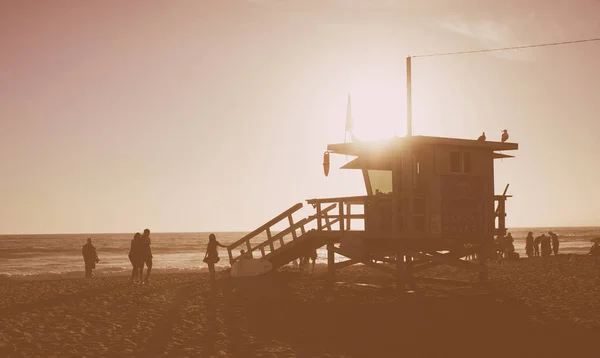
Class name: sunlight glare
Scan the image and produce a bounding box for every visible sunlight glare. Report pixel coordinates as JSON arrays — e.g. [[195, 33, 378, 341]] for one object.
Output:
[[349, 77, 404, 141]]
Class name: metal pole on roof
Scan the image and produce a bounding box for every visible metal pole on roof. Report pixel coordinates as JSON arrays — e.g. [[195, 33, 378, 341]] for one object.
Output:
[[406, 56, 412, 137]]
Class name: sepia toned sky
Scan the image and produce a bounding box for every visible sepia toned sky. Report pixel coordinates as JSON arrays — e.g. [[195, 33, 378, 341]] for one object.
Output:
[[1, 0, 599, 234]]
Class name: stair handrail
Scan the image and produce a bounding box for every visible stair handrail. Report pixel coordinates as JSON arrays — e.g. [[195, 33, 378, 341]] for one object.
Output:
[[227, 203, 338, 264], [306, 195, 368, 205], [226, 203, 303, 260]]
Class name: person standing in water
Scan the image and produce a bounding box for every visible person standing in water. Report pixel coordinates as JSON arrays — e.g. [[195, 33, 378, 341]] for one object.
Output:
[[204, 233, 227, 278], [141, 229, 153, 284], [82, 238, 100, 278]]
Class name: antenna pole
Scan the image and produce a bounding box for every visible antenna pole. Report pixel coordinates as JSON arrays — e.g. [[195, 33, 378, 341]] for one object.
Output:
[[406, 56, 412, 137]]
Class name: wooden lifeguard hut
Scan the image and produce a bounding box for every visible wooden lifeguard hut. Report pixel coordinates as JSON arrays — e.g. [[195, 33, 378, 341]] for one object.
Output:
[[225, 134, 518, 288], [226, 57, 518, 289]]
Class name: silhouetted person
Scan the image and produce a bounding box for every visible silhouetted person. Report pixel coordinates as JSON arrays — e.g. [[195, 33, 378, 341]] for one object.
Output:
[[300, 249, 317, 271], [495, 235, 506, 261], [82, 238, 100, 278], [549, 231, 559, 255], [128, 232, 144, 283], [204, 233, 226, 278], [141, 229, 153, 284], [534, 234, 542, 257], [501, 129, 509, 143], [540, 234, 552, 257], [502, 232, 519, 260], [589, 239, 600, 256], [477, 132, 486, 141], [525, 232, 534, 258]]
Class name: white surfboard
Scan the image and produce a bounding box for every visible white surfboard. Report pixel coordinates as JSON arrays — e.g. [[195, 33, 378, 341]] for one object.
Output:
[[231, 257, 272, 277]]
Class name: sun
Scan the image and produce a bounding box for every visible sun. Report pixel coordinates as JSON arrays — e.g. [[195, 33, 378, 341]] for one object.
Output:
[[348, 78, 405, 142], [346, 64, 445, 141]]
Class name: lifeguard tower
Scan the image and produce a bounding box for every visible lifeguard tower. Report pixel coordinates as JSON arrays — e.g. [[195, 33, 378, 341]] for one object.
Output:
[[226, 134, 518, 288], [226, 57, 518, 289]]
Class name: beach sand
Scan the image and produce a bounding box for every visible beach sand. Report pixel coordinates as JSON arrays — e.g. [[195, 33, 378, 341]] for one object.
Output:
[[0, 255, 598, 357]]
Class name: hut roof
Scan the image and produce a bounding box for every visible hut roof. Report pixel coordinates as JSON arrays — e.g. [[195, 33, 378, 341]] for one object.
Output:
[[327, 135, 518, 157]]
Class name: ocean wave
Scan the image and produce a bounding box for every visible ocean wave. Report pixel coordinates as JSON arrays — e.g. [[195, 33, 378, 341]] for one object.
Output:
[[0, 266, 220, 282], [0, 245, 208, 258]]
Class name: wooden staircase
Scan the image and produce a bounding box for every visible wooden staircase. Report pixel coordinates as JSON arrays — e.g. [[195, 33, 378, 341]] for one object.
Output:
[[226, 202, 339, 271]]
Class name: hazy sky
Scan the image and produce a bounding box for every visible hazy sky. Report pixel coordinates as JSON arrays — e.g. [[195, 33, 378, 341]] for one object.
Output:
[[1, 0, 599, 234]]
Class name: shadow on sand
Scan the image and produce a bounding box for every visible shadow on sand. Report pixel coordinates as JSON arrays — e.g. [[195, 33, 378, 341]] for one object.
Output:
[[204, 271, 597, 358]]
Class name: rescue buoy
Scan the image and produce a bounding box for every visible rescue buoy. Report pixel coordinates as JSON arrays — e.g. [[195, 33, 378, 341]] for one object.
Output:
[[323, 151, 330, 177]]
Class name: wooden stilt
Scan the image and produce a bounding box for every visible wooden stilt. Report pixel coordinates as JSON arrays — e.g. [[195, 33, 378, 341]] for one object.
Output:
[[327, 241, 335, 279], [478, 242, 488, 283], [406, 252, 416, 290], [396, 244, 405, 292]]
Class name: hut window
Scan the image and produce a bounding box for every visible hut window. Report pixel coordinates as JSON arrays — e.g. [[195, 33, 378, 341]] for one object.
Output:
[[368, 170, 393, 195], [450, 151, 471, 174], [463, 152, 471, 173]]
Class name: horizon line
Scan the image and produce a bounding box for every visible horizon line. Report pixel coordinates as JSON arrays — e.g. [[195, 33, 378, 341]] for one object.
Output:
[[1, 225, 600, 237]]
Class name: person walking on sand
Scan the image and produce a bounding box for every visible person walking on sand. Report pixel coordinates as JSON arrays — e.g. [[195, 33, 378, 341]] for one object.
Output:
[[82, 238, 100, 278], [549, 231, 559, 255], [141, 229, 153, 284], [525, 232, 534, 258], [128, 232, 144, 283], [203, 233, 226, 279]]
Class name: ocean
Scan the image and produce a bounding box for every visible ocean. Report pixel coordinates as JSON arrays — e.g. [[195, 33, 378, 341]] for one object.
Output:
[[1, 227, 598, 280]]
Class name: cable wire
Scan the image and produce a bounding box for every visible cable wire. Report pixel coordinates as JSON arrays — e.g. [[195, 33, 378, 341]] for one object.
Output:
[[411, 37, 600, 58]]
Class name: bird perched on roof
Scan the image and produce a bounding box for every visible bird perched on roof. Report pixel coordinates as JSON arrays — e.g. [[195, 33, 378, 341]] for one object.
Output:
[[501, 129, 509, 143], [477, 132, 486, 141]]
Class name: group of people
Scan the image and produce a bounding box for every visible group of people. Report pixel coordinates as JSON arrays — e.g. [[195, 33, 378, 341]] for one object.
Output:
[[493, 231, 561, 261], [494, 232, 517, 260], [524, 231, 560, 258], [128, 229, 153, 284], [80, 229, 154, 282], [82, 231, 319, 280], [82, 229, 217, 280]]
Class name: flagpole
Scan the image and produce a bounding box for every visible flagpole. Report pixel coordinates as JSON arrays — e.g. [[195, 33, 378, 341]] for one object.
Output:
[[406, 56, 412, 137]]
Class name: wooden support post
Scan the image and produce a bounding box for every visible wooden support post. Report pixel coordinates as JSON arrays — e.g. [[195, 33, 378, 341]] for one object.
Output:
[[393, 149, 405, 292], [346, 203, 352, 231], [327, 241, 335, 279], [246, 240, 252, 253], [338, 201, 345, 232], [396, 245, 405, 291], [497, 199, 506, 235], [479, 242, 488, 283], [260, 247, 265, 257], [406, 253, 416, 290], [317, 203, 323, 231]]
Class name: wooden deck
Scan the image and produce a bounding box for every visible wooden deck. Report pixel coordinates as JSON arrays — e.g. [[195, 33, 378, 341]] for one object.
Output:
[[226, 190, 510, 282]]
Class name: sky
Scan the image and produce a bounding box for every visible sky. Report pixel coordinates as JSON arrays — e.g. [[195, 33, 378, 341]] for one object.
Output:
[[1, 0, 599, 234]]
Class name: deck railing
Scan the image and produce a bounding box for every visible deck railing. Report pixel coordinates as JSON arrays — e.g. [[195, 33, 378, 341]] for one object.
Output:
[[227, 188, 511, 265], [226, 202, 338, 264], [494, 184, 511, 236], [306, 195, 369, 232]]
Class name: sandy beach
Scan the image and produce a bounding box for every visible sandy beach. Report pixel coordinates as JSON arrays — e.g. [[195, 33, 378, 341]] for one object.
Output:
[[1, 255, 598, 358]]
